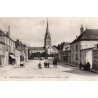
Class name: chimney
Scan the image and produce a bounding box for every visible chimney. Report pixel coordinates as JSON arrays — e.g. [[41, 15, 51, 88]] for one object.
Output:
[[80, 24, 84, 35], [7, 26, 10, 37]]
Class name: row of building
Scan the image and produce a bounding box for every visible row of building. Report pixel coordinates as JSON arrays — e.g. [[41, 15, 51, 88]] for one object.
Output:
[[0, 26, 28, 67], [58, 25, 98, 70]]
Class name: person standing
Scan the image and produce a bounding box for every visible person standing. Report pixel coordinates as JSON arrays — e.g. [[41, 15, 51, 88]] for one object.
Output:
[[38, 62, 42, 69], [53, 57, 58, 68]]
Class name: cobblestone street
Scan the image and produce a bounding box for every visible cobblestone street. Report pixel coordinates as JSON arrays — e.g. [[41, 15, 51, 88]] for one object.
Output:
[[0, 60, 97, 81]]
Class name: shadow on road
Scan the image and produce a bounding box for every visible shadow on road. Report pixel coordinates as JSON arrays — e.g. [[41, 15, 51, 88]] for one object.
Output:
[[62, 69, 97, 76]]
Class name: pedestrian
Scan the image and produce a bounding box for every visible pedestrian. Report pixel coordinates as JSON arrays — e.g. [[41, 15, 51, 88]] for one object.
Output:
[[86, 62, 91, 71], [53, 58, 58, 68], [38, 62, 42, 69]]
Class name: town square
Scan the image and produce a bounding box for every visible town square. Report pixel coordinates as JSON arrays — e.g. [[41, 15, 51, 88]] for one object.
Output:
[[0, 17, 98, 80]]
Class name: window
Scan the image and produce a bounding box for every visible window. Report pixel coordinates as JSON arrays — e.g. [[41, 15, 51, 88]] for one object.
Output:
[[9, 40, 10, 45], [6, 38, 7, 43], [76, 45, 78, 52], [97, 44, 98, 49], [71, 46, 74, 52], [76, 53, 78, 60]]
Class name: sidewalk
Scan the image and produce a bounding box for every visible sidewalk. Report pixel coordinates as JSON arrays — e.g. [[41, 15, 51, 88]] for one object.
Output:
[[0, 64, 17, 73], [59, 62, 77, 67], [90, 68, 98, 74], [59, 62, 98, 74]]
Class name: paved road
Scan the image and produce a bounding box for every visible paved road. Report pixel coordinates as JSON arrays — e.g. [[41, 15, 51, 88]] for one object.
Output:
[[0, 60, 98, 81]]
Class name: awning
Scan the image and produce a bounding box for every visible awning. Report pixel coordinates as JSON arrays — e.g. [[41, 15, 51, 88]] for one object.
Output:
[[10, 55, 15, 59]]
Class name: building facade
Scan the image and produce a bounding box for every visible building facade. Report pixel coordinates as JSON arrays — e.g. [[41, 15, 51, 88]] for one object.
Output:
[[15, 39, 28, 64], [58, 43, 71, 63], [71, 25, 98, 67], [29, 47, 44, 59], [0, 42, 5, 67], [0, 27, 15, 66]]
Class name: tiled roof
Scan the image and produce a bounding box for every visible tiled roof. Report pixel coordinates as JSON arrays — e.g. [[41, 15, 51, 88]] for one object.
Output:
[[29, 47, 44, 51], [72, 29, 98, 43]]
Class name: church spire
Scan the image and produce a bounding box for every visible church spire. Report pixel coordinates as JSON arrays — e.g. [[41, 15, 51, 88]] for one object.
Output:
[[44, 19, 51, 49], [46, 19, 49, 34]]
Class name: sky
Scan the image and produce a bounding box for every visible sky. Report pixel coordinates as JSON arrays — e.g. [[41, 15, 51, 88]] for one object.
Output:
[[0, 17, 98, 47]]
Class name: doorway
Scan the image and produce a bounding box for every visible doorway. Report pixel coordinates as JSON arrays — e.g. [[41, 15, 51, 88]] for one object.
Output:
[[86, 50, 92, 68]]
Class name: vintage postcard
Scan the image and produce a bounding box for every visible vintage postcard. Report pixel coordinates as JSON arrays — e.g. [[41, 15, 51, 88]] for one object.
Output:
[[0, 17, 98, 81]]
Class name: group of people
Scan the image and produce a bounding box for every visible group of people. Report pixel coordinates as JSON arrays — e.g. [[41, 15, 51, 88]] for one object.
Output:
[[37, 57, 58, 69], [79, 62, 91, 71]]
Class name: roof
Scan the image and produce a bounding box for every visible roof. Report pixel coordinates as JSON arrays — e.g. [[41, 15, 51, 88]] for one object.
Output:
[[72, 29, 98, 43], [29, 47, 44, 51], [47, 46, 58, 51], [52, 47, 58, 51], [0, 41, 5, 45], [0, 29, 15, 42], [0, 30, 6, 36]]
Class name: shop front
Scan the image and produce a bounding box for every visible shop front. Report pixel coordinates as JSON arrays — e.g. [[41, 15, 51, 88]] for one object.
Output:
[[9, 53, 15, 65]]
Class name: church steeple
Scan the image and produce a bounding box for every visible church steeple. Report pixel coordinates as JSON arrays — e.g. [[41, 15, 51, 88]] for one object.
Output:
[[44, 19, 51, 49], [46, 19, 49, 34]]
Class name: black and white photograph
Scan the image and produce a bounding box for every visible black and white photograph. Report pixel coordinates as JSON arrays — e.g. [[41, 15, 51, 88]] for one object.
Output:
[[0, 17, 97, 80], [1, 0, 98, 98]]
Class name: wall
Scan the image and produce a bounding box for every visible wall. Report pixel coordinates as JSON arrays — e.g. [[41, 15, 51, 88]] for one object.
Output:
[[71, 41, 81, 65], [81, 50, 86, 65], [47, 47, 53, 54], [81, 49, 93, 65], [92, 50, 98, 70], [81, 41, 98, 49], [4, 51, 9, 66], [15, 50, 20, 65], [0, 36, 5, 43]]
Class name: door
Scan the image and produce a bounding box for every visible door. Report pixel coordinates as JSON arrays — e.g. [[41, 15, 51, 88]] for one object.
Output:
[[86, 50, 92, 68]]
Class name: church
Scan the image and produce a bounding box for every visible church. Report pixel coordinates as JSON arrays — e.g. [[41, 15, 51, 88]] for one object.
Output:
[[28, 20, 58, 59]]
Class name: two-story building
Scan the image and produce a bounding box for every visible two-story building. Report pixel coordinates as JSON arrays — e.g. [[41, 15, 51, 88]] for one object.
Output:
[[15, 39, 28, 63], [71, 25, 98, 68], [0, 27, 15, 66], [62, 43, 71, 63], [58, 42, 71, 63]]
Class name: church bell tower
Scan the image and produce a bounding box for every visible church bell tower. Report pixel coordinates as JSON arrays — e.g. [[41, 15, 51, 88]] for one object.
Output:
[[44, 20, 51, 49]]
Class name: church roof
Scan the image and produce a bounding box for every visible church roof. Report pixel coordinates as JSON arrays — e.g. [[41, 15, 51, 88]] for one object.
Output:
[[29, 47, 44, 51], [72, 29, 98, 43]]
